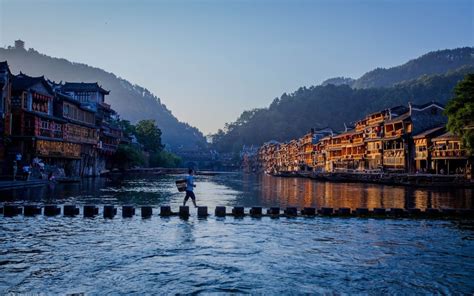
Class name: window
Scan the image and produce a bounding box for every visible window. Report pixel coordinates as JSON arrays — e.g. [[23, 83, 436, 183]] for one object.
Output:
[[23, 93, 28, 109], [64, 104, 70, 116]]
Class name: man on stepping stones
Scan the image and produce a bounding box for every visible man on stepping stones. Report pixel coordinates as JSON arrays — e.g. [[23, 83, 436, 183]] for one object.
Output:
[[183, 169, 198, 208]]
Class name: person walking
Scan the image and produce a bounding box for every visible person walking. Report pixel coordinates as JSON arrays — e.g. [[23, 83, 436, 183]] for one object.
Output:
[[183, 169, 197, 207]]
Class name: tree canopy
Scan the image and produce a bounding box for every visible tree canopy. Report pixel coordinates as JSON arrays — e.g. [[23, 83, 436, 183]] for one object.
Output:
[[135, 119, 164, 153], [445, 73, 474, 154], [113, 119, 182, 168]]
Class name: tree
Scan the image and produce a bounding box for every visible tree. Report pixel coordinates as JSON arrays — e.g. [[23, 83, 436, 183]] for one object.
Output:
[[135, 119, 164, 153], [118, 119, 136, 137], [445, 73, 474, 154], [113, 144, 145, 170], [149, 151, 182, 168]]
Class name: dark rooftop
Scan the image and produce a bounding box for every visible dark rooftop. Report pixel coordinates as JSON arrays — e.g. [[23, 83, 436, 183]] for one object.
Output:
[[432, 131, 460, 141], [0, 61, 11, 73], [12, 73, 53, 94], [61, 82, 110, 94], [384, 112, 411, 125], [413, 126, 445, 139], [411, 101, 445, 111]]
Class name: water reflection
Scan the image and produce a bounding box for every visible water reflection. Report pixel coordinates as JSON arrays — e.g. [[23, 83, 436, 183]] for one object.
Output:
[[257, 174, 472, 210], [1, 173, 472, 210]]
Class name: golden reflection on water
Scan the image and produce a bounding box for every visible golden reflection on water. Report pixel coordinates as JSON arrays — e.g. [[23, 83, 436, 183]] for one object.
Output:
[[258, 174, 472, 210]]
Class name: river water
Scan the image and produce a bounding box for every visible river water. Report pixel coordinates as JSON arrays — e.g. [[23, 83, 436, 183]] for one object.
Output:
[[1, 173, 474, 294]]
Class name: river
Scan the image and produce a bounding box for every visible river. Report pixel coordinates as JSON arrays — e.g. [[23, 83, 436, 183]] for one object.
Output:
[[1, 173, 473, 294]]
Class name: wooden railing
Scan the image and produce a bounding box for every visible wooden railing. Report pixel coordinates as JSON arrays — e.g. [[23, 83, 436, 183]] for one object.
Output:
[[433, 150, 467, 158], [385, 129, 404, 137], [366, 133, 382, 139], [66, 134, 97, 145], [383, 156, 405, 166], [367, 117, 383, 125], [100, 143, 118, 152], [415, 151, 428, 159], [366, 149, 382, 155], [39, 128, 63, 139]]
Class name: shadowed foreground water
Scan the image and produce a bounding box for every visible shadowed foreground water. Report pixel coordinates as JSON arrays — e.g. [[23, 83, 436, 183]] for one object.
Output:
[[1, 173, 474, 294]]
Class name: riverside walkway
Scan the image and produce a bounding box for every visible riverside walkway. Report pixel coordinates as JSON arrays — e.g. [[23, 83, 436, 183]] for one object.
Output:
[[0, 180, 49, 191]]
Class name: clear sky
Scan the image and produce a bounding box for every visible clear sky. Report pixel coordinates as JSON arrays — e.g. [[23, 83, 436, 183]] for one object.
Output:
[[0, 0, 473, 134]]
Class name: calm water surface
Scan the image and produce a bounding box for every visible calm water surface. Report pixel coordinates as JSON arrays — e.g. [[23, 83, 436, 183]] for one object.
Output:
[[1, 173, 473, 294]]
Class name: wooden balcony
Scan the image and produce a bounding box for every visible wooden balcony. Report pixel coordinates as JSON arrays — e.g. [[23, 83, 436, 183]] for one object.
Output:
[[367, 117, 384, 126], [385, 129, 404, 138], [365, 133, 382, 140], [66, 135, 98, 145], [383, 156, 405, 166], [99, 143, 118, 153], [39, 128, 63, 139], [36, 140, 81, 159], [432, 149, 467, 159], [366, 149, 382, 155], [415, 151, 428, 160]]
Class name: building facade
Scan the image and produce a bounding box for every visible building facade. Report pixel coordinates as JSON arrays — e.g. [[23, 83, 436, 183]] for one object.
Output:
[[257, 101, 472, 179], [0, 61, 123, 178]]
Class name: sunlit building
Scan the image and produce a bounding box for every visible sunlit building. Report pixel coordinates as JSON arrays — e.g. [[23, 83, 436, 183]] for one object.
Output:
[[256, 101, 466, 177], [383, 102, 446, 172], [432, 131, 471, 177], [412, 126, 445, 173]]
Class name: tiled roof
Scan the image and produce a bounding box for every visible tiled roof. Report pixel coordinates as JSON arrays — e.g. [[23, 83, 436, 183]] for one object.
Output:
[[61, 82, 110, 94], [0, 61, 11, 73], [432, 131, 460, 141], [12, 73, 53, 94], [23, 110, 67, 123], [384, 112, 411, 125], [410, 108, 447, 135], [55, 91, 79, 105], [413, 126, 445, 139], [411, 101, 445, 111], [365, 105, 408, 118], [390, 105, 410, 116]]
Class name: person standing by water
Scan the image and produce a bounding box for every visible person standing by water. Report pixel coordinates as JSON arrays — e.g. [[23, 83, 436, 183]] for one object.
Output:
[[183, 169, 197, 207]]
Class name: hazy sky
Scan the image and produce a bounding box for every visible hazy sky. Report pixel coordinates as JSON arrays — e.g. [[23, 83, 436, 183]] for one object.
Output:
[[0, 0, 473, 134]]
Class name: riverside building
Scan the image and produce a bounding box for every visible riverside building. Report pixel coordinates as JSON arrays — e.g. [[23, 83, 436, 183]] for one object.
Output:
[[257, 101, 472, 179], [0, 61, 123, 178]]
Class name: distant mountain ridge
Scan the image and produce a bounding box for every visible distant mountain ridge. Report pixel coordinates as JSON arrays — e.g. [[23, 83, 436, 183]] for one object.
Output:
[[323, 47, 474, 89], [0, 45, 206, 150], [321, 77, 355, 87]]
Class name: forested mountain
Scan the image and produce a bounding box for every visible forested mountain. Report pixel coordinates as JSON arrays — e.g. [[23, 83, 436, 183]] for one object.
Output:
[[353, 47, 474, 88], [212, 65, 474, 153], [323, 47, 473, 89], [0, 45, 206, 150]]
